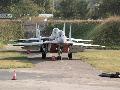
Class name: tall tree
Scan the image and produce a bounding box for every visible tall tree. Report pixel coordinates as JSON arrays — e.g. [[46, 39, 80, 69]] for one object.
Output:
[[62, 0, 77, 18], [86, 0, 100, 19], [56, 0, 88, 19], [10, 0, 39, 18], [33, 0, 52, 13], [76, 0, 88, 19], [99, 0, 120, 18], [0, 0, 20, 13]]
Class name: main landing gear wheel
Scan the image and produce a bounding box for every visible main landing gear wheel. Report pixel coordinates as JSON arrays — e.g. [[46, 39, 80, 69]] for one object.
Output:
[[42, 52, 46, 59], [68, 53, 72, 60], [57, 56, 62, 60]]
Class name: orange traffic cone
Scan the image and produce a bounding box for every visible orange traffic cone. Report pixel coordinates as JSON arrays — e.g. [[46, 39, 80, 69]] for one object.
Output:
[[11, 70, 17, 80]]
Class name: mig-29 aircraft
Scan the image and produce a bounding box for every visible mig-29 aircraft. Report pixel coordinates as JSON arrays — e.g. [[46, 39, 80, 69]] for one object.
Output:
[[13, 23, 104, 59]]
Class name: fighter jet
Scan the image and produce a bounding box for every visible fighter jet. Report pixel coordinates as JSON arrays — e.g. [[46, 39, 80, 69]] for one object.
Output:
[[13, 23, 49, 51], [13, 23, 104, 59], [40, 26, 102, 59]]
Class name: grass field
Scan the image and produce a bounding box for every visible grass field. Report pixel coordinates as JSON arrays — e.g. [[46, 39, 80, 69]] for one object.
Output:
[[0, 52, 33, 69], [76, 50, 120, 72], [0, 42, 4, 48]]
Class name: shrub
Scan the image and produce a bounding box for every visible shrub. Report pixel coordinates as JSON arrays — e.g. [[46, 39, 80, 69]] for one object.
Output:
[[88, 16, 120, 47], [0, 20, 24, 43]]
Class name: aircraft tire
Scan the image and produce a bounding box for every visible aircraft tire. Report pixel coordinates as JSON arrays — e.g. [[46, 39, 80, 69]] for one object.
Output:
[[42, 52, 46, 59], [57, 56, 62, 60], [68, 53, 72, 60]]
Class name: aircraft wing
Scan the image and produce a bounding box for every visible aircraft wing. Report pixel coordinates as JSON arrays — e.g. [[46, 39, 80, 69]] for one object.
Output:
[[43, 40, 73, 45], [72, 42, 85, 46], [66, 38, 93, 42], [82, 44, 100, 47], [71, 38, 93, 42], [78, 43, 105, 48], [41, 37, 50, 39], [13, 42, 43, 46], [72, 42, 101, 47], [43, 41, 58, 44], [13, 39, 28, 43]]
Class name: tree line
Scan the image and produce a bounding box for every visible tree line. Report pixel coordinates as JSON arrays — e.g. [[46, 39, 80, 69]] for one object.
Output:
[[0, 0, 120, 19]]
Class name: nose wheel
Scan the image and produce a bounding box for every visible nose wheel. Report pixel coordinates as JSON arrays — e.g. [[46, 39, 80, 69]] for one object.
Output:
[[41, 45, 47, 59]]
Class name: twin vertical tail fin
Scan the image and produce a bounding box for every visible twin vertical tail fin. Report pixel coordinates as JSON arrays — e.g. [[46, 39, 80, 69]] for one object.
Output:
[[36, 23, 41, 41], [36, 23, 38, 38], [36, 23, 41, 38], [69, 25, 72, 41], [63, 23, 66, 35], [63, 23, 72, 41]]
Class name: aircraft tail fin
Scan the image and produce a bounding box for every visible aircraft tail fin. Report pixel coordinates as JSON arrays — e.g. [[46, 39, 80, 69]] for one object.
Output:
[[36, 23, 38, 38], [69, 25, 72, 41], [38, 24, 40, 36], [36, 23, 41, 38], [63, 23, 66, 35]]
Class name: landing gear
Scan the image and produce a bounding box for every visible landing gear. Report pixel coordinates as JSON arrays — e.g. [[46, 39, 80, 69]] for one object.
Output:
[[41, 44, 48, 59], [68, 53, 72, 60], [57, 56, 62, 60], [57, 45, 62, 60], [42, 52, 46, 59]]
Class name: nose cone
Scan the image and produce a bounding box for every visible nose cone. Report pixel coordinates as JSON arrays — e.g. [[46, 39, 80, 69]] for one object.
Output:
[[58, 37, 67, 43]]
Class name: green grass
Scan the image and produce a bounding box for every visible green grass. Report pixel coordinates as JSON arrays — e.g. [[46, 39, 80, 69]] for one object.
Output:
[[0, 52, 33, 69], [76, 50, 120, 72], [0, 42, 5, 48]]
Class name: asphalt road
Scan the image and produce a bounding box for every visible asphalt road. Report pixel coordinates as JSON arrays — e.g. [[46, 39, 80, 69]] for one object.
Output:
[[0, 53, 120, 90]]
